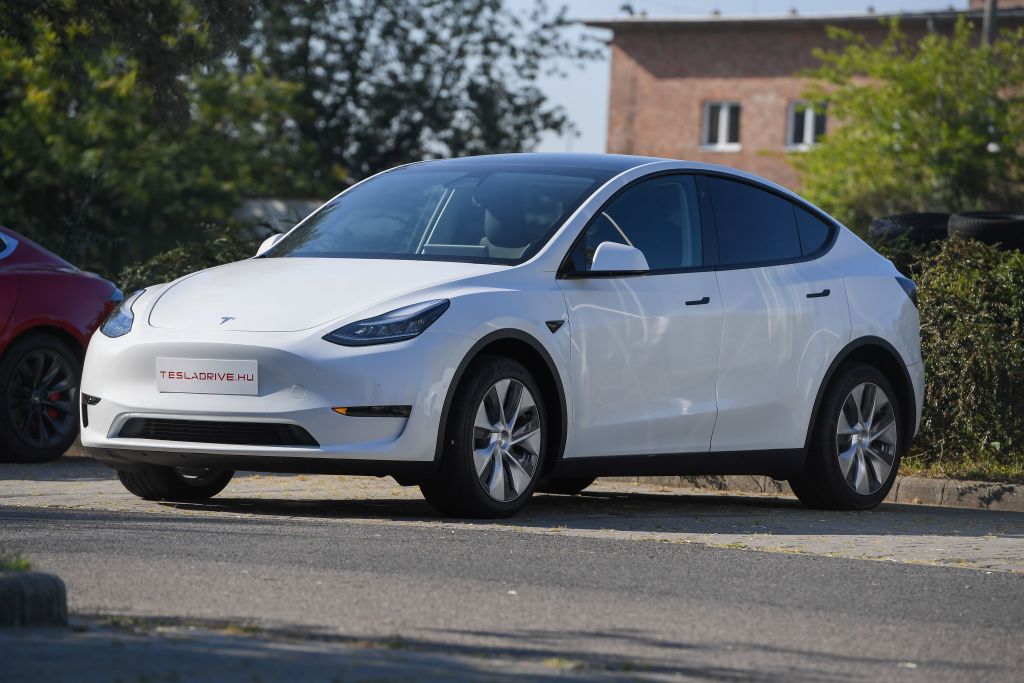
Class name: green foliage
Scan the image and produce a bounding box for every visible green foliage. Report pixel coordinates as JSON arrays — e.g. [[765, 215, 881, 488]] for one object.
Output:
[[795, 18, 1024, 232], [1, 1, 594, 279], [869, 233, 941, 279], [242, 0, 599, 182], [0, 550, 31, 572], [117, 224, 258, 293], [0, 8, 314, 279], [0, 0, 255, 121], [912, 238, 1024, 479]]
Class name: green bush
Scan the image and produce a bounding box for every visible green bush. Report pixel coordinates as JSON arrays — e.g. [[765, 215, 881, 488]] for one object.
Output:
[[911, 238, 1024, 481], [118, 224, 259, 293], [868, 233, 941, 279]]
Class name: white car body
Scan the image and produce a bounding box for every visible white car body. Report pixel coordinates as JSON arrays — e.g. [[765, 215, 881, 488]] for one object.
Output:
[[82, 154, 923, 496]]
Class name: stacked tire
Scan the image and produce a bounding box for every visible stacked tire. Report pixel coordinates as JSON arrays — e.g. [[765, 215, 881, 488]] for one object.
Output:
[[867, 213, 950, 245], [947, 212, 1024, 251]]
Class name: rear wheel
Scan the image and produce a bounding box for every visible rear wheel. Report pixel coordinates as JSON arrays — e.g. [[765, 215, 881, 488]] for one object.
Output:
[[118, 464, 234, 501], [0, 334, 82, 463], [790, 364, 901, 510], [420, 356, 546, 518]]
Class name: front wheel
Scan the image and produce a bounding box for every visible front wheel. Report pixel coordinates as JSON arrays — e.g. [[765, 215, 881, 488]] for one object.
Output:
[[420, 356, 547, 518], [790, 363, 901, 510], [118, 464, 234, 502]]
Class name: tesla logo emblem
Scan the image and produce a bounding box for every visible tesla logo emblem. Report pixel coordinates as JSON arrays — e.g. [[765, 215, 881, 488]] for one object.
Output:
[[219, 316, 236, 325]]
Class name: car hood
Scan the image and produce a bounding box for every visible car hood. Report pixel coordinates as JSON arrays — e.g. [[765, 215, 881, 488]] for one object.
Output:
[[148, 257, 504, 332]]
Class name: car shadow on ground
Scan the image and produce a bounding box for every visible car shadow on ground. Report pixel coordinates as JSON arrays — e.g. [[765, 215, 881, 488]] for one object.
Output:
[[165, 486, 1024, 541], [7, 455, 1023, 541]]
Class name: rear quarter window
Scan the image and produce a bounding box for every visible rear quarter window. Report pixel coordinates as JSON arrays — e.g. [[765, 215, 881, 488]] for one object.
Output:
[[794, 205, 834, 256]]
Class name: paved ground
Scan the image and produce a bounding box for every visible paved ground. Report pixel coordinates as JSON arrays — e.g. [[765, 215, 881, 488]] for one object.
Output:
[[3, 455, 1023, 572], [2, 455, 1024, 681]]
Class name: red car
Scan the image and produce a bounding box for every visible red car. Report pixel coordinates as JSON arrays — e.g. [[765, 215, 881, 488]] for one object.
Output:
[[0, 226, 121, 462]]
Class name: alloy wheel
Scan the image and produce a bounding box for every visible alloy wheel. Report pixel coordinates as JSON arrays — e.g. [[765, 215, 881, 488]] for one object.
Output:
[[473, 378, 542, 502], [7, 349, 77, 449], [836, 382, 898, 495]]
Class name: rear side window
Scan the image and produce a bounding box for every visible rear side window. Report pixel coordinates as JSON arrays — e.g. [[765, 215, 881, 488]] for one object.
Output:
[[706, 177, 802, 266], [794, 205, 833, 255], [567, 175, 703, 272]]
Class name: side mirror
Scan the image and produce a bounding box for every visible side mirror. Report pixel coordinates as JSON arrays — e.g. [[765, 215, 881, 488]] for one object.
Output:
[[589, 242, 649, 274], [256, 233, 285, 257]]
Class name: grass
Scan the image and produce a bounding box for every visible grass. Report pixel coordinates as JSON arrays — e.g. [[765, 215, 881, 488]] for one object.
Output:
[[900, 451, 1024, 485], [0, 551, 31, 572]]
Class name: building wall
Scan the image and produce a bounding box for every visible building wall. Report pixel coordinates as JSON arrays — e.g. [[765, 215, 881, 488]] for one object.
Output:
[[606, 20, 951, 188], [969, 0, 1024, 8]]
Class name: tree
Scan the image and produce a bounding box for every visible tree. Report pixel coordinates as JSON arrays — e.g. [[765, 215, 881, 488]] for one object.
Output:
[[1, 1, 594, 281], [0, 5, 312, 277], [0, 0, 255, 121], [242, 0, 598, 183], [793, 18, 1024, 232]]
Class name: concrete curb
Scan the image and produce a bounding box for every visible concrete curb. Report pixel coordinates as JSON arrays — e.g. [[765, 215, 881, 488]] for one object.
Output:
[[601, 475, 1024, 512], [0, 572, 68, 627]]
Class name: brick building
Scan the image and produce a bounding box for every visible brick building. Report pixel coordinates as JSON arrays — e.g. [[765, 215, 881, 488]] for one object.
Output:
[[586, 4, 1024, 189]]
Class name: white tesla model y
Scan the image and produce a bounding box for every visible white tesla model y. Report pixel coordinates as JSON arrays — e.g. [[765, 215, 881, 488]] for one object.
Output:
[[82, 154, 923, 517]]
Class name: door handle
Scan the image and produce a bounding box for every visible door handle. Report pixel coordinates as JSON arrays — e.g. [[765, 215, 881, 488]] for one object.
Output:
[[806, 289, 830, 299], [685, 296, 711, 306]]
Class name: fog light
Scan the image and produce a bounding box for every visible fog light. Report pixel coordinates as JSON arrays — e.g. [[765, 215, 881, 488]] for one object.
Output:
[[332, 406, 411, 417]]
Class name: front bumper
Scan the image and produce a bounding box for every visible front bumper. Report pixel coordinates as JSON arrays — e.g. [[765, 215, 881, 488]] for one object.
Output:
[[80, 325, 474, 471]]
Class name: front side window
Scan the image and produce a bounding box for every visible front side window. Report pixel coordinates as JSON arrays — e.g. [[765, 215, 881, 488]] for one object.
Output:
[[706, 177, 802, 266], [267, 163, 612, 264], [566, 175, 704, 273], [702, 102, 741, 151], [787, 101, 827, 149]]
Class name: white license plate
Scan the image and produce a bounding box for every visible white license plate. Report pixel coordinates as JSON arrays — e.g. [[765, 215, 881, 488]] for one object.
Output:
[[156, 358, 258, 395]]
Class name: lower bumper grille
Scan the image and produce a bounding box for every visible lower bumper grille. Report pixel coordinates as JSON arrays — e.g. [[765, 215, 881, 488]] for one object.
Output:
[[118, 418, 319, 447]]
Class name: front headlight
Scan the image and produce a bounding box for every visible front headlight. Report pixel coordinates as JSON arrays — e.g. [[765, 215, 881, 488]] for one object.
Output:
[[100, 289, 145, 338], [323, 299, 450, 346]]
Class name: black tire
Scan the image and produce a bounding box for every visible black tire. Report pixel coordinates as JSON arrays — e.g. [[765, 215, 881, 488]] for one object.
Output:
[[947, 212, 1024, 251], [535, 476, 595, 496], [0, 333, 82, 463], [789, 363, 901, 511], [118, 464, 234, 502], [867, 213, 949, 245], [420, 356, 548, 518]]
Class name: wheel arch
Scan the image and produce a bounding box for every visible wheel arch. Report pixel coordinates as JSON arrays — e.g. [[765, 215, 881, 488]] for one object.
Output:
[[3, 324, 86, 363], [805, 336, 917, 455], [433, 329, 568, 473]]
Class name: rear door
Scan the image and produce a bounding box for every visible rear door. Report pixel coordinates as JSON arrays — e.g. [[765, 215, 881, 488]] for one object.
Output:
[[704, 175, 850, 452]]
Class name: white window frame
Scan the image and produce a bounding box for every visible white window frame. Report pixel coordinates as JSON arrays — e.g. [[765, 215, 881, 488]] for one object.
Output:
[[700, 101, 741, 152], [786, 100, 826, 150]]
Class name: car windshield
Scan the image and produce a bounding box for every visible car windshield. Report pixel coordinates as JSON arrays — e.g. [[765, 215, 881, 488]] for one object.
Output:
[[265, 163, 614, 264]]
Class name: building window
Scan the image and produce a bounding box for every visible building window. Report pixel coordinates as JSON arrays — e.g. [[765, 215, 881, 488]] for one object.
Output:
[[787, 101, 827, 149], [701, 102, 741, 151]]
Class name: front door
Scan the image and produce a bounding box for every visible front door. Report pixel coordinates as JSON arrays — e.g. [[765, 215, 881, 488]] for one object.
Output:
[[557, 174, 722, 458]]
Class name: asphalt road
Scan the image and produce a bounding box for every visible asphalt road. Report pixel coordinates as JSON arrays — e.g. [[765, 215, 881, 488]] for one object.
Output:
[[3, 496, 1024, 682]]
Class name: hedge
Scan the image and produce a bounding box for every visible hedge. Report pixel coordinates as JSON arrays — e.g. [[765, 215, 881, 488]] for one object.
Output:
[[911, 238, 1024, 479]]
